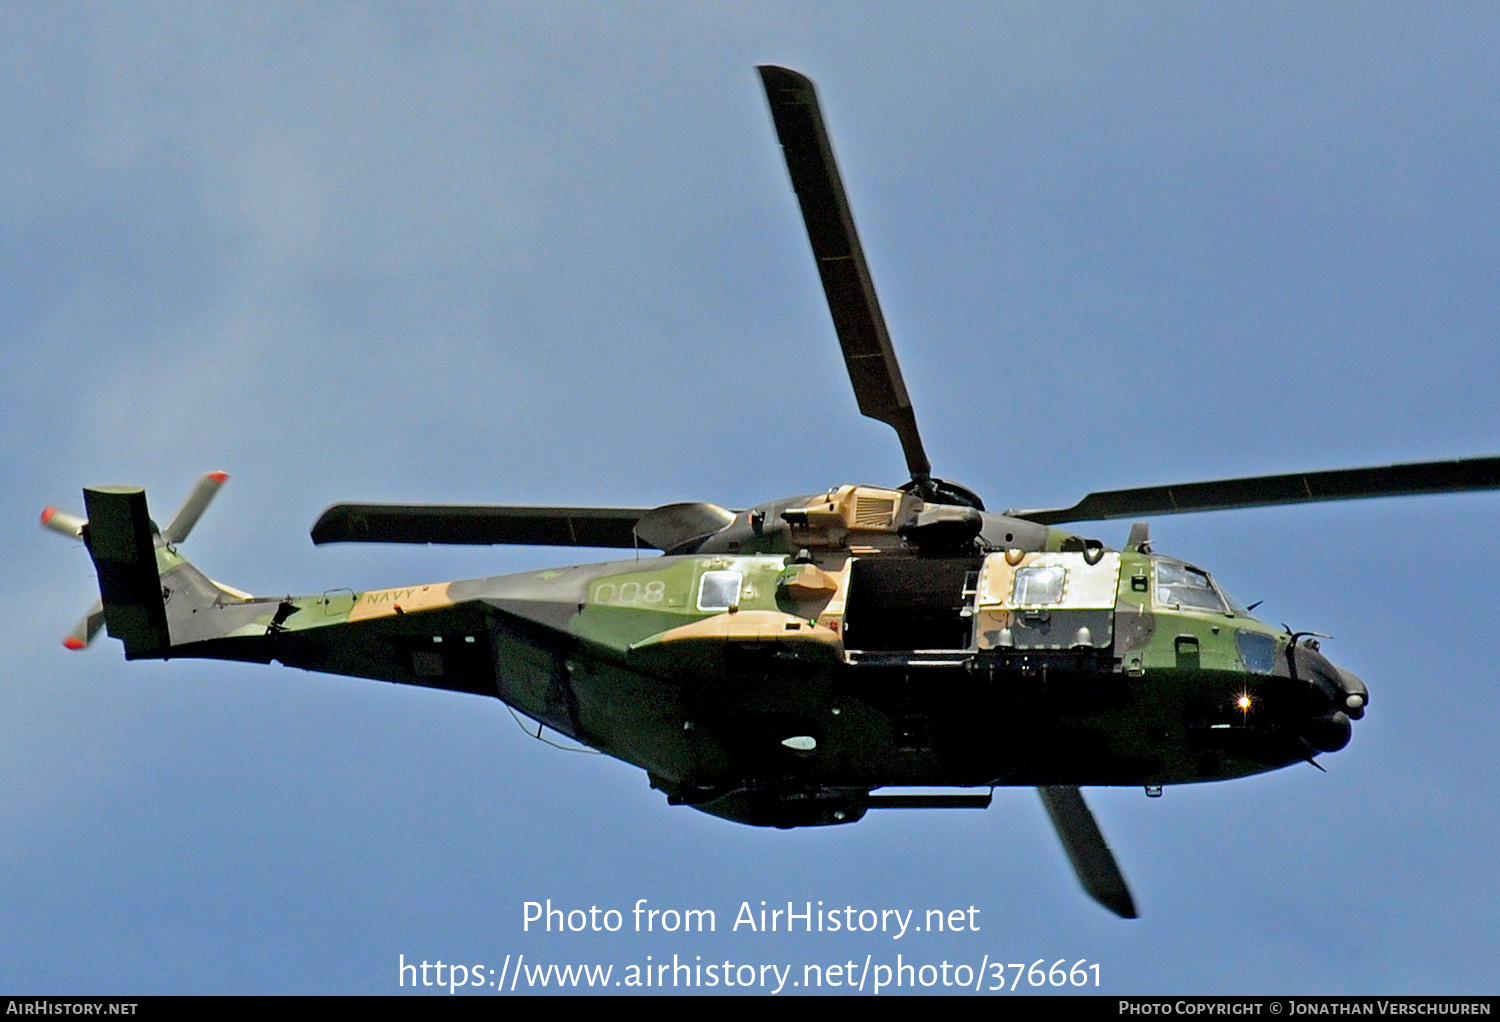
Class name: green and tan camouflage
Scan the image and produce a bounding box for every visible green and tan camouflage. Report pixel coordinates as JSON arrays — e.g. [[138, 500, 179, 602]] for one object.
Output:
[[46, 479, 1364, 824]]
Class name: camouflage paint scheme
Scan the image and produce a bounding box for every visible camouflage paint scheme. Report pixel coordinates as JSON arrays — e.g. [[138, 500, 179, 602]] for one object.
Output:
[[64, 480, 1362, 832]]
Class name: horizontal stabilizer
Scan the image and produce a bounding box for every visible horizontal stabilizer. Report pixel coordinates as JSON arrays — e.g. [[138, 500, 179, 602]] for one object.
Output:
[[311, 503, 653, 548], [82, 487, 169, 657]]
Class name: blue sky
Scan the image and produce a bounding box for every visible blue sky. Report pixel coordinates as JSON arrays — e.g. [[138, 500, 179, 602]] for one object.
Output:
[[5, 3, 1500, 995]]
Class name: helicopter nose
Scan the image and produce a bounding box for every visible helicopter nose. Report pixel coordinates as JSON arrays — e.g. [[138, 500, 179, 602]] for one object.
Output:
[[1288, 645, 1368, 754], [1298, 663, 1368, 753], [1335, 666, 1368, 720], [1301, 711, 1352, 754]]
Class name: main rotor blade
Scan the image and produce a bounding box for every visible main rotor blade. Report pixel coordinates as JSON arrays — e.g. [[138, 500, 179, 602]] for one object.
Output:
[[759, 65, 931, 487], [1010, 455, 1500, 525], [311, 504, 653, 549], [1037, 786, 1138, 919]]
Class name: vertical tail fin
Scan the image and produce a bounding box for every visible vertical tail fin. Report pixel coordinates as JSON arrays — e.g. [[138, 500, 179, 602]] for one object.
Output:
[[81, 487, 171, 658]]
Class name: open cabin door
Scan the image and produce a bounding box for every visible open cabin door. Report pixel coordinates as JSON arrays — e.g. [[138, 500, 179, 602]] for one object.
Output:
[[840, 556, 983, 653]]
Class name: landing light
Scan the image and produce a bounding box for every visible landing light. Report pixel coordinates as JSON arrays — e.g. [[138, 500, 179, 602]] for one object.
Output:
[[1237, 695, 1252, 711]]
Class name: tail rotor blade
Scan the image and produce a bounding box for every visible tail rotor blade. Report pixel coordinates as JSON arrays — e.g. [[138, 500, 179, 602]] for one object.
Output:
[[40, 506, 86, 540], [1038, 785, 1138, 919], [161, 471, 228, 545], [62, 600, 105, 650]]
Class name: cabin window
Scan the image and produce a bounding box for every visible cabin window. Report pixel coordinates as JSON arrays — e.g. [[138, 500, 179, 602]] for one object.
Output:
[[1011, 565, 1066, 606], [697, 570, 743, 611], [1155, 561, 1226, 613]]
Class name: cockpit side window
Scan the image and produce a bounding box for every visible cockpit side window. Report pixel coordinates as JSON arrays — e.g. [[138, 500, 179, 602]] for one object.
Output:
[[1155, 561, 1226, 613]]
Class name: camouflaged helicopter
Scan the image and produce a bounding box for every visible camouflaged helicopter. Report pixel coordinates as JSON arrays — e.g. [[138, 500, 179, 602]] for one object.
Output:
[[43, 66, 1500, 919]]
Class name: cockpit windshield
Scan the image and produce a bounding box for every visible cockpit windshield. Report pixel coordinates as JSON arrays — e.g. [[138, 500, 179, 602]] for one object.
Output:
[[1218, 582, 1257, 619], [1155, 560, 1227, 613]]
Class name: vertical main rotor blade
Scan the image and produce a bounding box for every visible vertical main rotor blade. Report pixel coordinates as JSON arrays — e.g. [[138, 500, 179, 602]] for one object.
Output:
[[1038, 786, 1138, 919], [759, 65, 931, 486]]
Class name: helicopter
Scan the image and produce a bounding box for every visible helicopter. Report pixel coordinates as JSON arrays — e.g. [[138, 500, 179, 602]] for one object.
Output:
[[41, 66, 1500, 920]]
